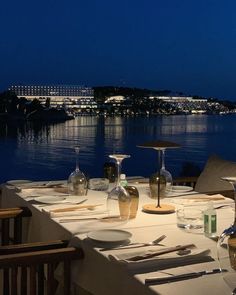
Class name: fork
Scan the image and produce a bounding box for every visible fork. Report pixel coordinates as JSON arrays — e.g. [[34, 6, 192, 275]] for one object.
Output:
[[100, 234, 166, 251], [37, 199, 88, 207]]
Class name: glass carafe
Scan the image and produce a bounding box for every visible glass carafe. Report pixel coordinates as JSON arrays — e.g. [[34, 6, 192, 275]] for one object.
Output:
[[68, 146, 88, 196]]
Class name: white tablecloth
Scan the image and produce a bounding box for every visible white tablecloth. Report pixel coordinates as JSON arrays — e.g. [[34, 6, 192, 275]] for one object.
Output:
[[1, 183, 234, 295]]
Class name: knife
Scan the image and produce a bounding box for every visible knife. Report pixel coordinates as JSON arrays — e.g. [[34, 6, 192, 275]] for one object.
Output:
[[145, 268, 227, 285], [127, 244, 196, 261], [59, 215, 119, 223], [49, 203, 103, 213]]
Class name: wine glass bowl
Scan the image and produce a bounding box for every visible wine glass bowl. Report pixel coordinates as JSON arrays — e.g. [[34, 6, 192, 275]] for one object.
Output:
[[160, 148, 173, 192], [107, 185, 130, 221], [106, 154, 131, 222], [218, 226, 236, 294], [217, 176, 236, 294]]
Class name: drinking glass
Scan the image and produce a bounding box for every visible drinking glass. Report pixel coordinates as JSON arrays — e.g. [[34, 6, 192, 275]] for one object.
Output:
[[107, 154, 131, 221], [68, 146, 88, 196], [217, 177, 236, 294], [176, 204, 204, 232]]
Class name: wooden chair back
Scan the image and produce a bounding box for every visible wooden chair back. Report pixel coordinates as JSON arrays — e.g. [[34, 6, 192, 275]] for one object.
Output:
[[0, 240, 84, 295], [0, 207, 32, 245]]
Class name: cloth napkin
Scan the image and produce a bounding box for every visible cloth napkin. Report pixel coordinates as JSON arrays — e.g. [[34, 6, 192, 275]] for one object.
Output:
[[19, 188, 69, 200], [12, 180, 67, 191], [41, 206, 108, 218], [108, 248, 213, 272], [170, 193, 234, 207]]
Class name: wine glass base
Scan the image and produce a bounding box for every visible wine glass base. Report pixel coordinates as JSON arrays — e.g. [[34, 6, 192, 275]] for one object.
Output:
[[142, 203, 175, 214]]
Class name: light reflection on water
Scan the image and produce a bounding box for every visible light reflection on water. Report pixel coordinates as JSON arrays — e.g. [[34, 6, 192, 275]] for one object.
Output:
[[1, 114, 236, 183]]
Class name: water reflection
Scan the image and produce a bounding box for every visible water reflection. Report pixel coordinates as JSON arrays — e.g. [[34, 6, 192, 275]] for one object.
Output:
[[0, 114, 236, 183]]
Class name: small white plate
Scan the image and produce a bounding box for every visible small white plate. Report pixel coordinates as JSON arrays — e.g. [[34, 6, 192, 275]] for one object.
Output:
[[171, 185, 193, 193], [31, 195, 66, 204], [87, 229, 132, 243]]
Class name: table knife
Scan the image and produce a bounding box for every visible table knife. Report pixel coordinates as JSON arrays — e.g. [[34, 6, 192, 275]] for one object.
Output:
[[50, 203, 103, 213], [145, 268, 227, 285], [127, 244, 195, 261]]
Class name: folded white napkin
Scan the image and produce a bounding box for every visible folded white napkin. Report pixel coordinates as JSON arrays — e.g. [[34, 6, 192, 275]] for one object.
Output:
[[109, 248, 212, 271], [170, 194, 234, 206], [42, 207, 108, 218], [19, 188, 68, 200], [14, 180, 67, 190]]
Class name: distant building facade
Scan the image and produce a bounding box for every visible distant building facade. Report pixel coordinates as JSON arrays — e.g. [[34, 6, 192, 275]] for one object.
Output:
[[9, 85, 97, 110], [149, 95, 208, 113]]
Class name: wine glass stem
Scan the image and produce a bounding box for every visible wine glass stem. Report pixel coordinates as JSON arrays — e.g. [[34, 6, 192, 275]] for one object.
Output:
[[116, 160, 122, 186], [75, 148, 80, 171], [233, 184, 236, 223], [157, 150, 161, 207]]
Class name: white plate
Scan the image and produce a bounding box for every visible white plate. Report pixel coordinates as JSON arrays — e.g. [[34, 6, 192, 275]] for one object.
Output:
[[31, 195, 66, 204], [171, 185, 193, 193], [87, 229, 132, 243]]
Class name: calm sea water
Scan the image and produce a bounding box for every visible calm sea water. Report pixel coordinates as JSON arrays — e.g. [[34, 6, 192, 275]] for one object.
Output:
[[1, 114, 236, 184]]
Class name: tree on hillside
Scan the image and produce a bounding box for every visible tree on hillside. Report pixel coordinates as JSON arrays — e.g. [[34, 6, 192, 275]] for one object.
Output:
[[0, 91, 19, 114]]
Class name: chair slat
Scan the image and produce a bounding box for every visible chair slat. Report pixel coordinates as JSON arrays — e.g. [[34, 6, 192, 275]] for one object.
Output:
[[21, 267, 27, 295], [11, 267, 17, 295], [64, 260, 71, 295], [29, 265, 37, 295]]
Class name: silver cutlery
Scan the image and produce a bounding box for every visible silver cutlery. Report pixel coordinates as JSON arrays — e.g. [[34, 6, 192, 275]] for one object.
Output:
[[59, 214, 117, 223], [214, 204, 234, 209], [145, 268, 227, 285], [37, 199, 88, 207], [50, 203, 103, 213], [100, 235, 166, 251], [24, 194, 69, 200], [126, 243, 196, 261], [19, 181, 66, 189]]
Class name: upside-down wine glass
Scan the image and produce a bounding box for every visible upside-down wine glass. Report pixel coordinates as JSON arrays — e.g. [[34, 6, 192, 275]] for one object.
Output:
[[107, 154, 131, 221], [217, 177, 236, 294], [160, 148, 173, 192], [68, 146, 88, 196]]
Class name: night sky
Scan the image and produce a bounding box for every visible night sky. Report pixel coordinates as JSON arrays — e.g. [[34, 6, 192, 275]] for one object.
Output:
[[1, 0, 236, 100]]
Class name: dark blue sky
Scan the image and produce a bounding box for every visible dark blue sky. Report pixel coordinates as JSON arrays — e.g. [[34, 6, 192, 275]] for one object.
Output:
[[1, 0, 236, 100]]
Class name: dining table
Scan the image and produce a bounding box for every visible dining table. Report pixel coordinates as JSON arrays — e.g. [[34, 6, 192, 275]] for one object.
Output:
[[0, 179, 235, 295]]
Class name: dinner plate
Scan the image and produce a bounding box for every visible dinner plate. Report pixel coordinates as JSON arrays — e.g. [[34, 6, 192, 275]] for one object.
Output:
[[171, 185, 193, 193], [87, 229, 132, 243], [31, 195, 66, 204]]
